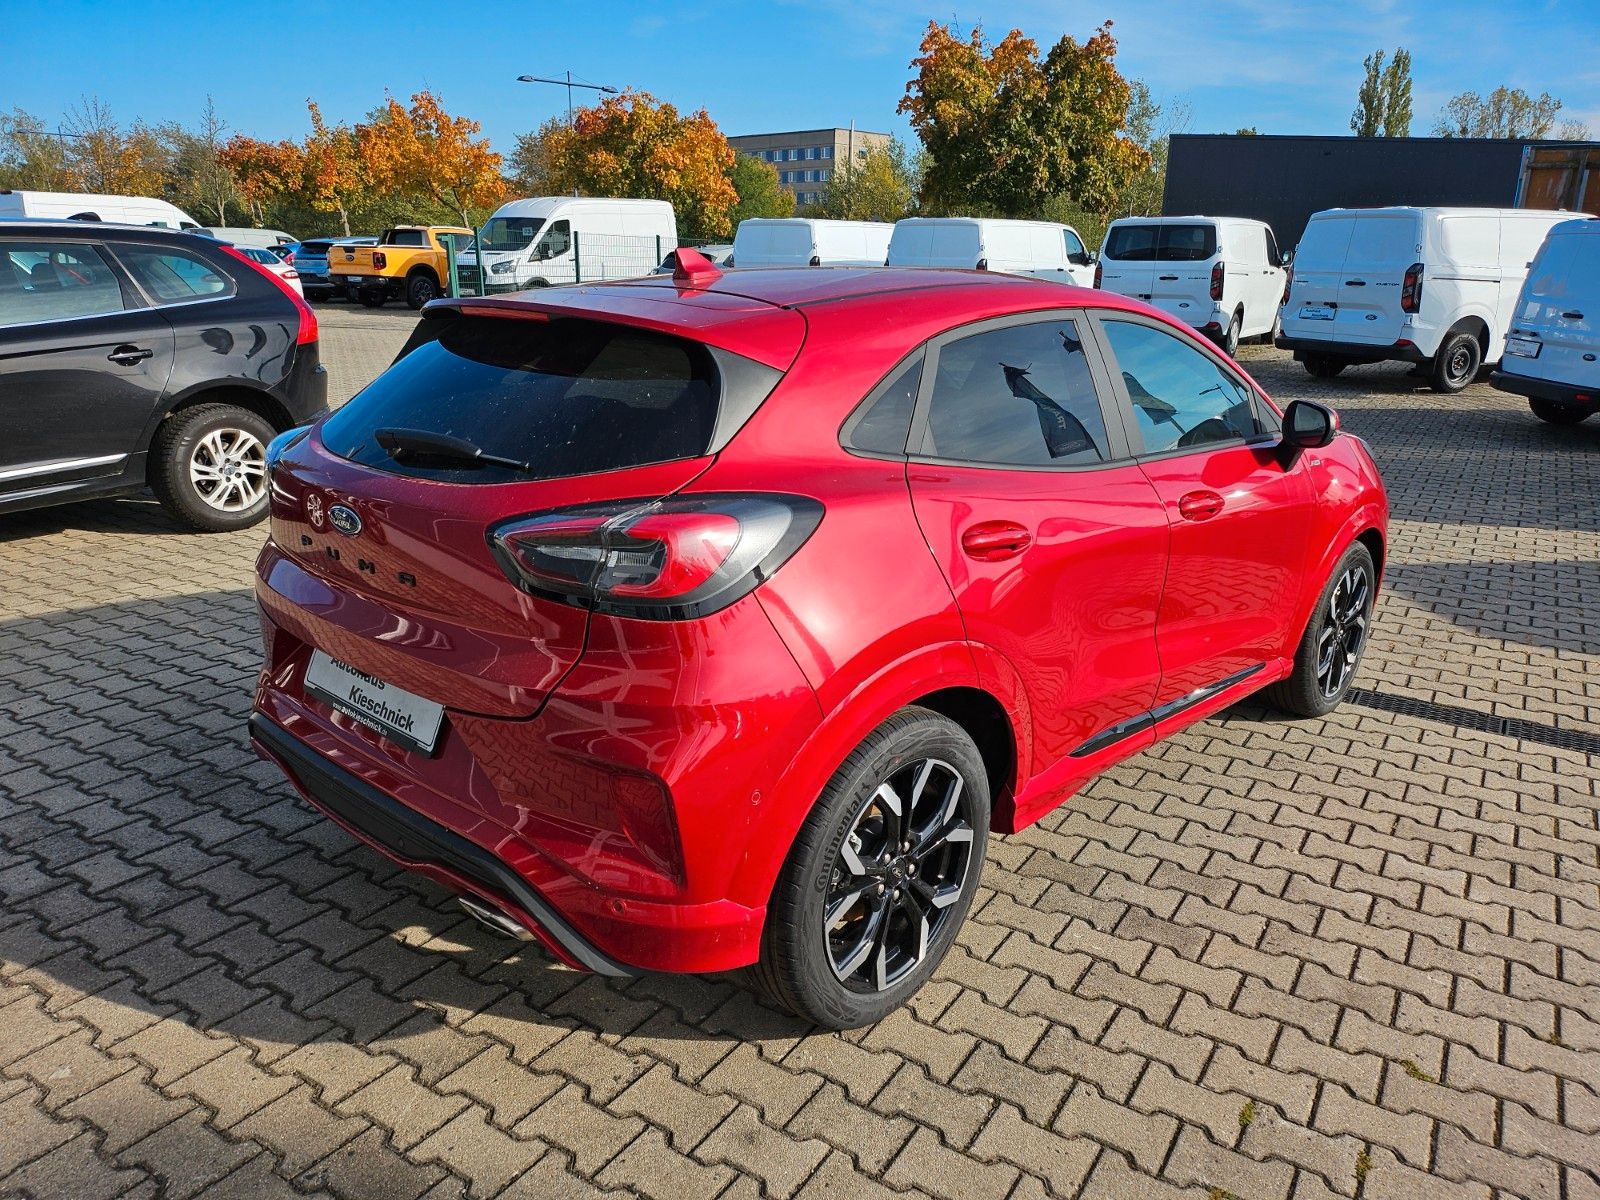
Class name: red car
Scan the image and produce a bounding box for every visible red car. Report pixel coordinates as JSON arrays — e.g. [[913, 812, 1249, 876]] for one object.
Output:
[[251, 253, 1387, 1028]]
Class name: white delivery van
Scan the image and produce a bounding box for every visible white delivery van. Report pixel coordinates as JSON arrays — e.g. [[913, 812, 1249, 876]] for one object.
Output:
[[887, 217, 1096, 287], [1097, 216, 1288, 355], [730, 218, 893, 267], [1492, 216, 1600, 425], [0, 189, 200, 229], [201, 226, 297, 249], [456, 197, 676, 291], [1278, 206, 1574, 392]]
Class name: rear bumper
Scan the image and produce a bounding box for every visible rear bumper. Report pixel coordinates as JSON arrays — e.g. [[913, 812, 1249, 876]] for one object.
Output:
[[1275, 334, 1426, 364], [1491, 369, 1598, 410]]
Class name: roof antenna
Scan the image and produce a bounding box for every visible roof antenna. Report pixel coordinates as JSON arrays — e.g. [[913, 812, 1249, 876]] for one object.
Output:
[[672, 246, 722, 287]]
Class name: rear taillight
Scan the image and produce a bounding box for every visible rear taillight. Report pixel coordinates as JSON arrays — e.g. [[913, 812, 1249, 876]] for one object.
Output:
[[1210, 262, 1224, 302], [219, 245, 317, 346], [489, 494, 823, 620], [1401, 262, 1424, 313], [284, 251, 295, 263], [1093, 262, 1103, 289], [283, 269, 299, 279], [1282, 264, 1293, 305], [373, 251, 387, 270]]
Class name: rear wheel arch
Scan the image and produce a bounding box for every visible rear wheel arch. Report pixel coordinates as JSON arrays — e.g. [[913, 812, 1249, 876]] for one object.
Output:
[[406, 264, 440, 285], [1448, 315, 1490, 355], [1355, 527, 1385, 580], [907, 686, 1018, 817], [144, 385, 292, 467]]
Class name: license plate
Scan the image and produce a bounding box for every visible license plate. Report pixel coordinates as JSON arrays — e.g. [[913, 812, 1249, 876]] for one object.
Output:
[[303, 650, 444, 754], [1505, 336, 1542, 359], [1298, 305, 1335, 321]]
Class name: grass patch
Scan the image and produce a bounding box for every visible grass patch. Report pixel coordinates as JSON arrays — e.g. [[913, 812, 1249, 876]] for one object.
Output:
[[1355, 1149, 1373, 1187], [1238, 1099, 1258, 1131], [1398, 1058, 1435, 1083], [1207, 1189, 1239, 1200]]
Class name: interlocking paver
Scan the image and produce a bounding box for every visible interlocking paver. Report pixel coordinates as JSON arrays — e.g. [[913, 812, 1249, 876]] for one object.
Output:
[[4, 323, 1599, 1198]]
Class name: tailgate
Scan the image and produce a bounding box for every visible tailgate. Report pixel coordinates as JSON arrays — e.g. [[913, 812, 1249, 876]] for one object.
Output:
[[1098, 259, 1155, 299], [332, 244, 379, 275], [1283, 217, 1356, 342]]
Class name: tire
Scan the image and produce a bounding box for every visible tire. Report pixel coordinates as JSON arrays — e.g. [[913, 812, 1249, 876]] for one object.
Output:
[[1303, 354, 1347, 379], [1267, 542, 1376, 718], [406, 272, 440, 309], [358, 288, 386, 308], [751, 707, 990, 1029], [1269, 308, 1282, 343], [1529, 397, 1591, 426], [149, 403, 275, 532], [1430, 330, 1481, 393], [1218, 311, 1241, 357]]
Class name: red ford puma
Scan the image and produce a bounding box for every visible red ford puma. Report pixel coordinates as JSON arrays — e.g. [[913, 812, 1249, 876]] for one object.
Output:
[[251, 252, 1387, 1029]]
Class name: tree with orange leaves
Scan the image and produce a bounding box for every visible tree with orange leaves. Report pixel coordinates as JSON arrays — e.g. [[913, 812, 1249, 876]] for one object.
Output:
[[900, 20, 1148, 219], [361, 91, 505, 228], [218, 134, 304, 226], [536, 91, 738, 240]]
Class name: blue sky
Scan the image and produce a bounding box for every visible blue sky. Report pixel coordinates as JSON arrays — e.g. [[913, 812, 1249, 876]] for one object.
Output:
[[6, 0, 1598, 150]]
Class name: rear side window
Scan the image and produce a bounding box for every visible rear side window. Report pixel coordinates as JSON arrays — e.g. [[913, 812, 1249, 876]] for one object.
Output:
[[322, 316, 732, 483], [0, 241, 126, 326], [113, 244, 232, 302], [1105, 224, 1217, 262], [842, 354, 923, 456], [389, 230, 428, 247], [920, 318, 1110, 467]]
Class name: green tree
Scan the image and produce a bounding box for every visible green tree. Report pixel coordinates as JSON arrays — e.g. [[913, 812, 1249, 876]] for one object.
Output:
[[900, 20, 1149, 219], [161, 98, 238, 225], [0, 108, 72, 190], [1351, 48, 1412, 136], [813, 137, 918, 221], [728, 153, 794, 224], [1235, 126, 1260, 136], [1434, 87, 1564, 138]]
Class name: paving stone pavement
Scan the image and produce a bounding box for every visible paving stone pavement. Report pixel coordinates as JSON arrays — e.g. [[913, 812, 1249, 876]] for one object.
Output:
[[2, 303, 1598, 1200]]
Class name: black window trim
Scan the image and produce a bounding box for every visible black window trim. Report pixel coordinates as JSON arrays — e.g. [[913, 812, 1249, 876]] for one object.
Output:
[[838, 346, 927, 462], [103, 239, 238, 312], [906, 308, 1136, 473], [1084, 309, 1282, 465], [0, 237, 143, 328]]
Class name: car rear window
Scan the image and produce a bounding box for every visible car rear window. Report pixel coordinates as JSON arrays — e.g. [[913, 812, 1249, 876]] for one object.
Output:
[[1104, 223, 1217, 262], [321, 315, 738, 483]]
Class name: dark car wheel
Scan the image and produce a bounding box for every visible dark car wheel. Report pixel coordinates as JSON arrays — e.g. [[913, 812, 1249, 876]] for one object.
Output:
[[1529, 398, 1591, 426], [1430, 331, 1481, 393], [149, 403, 275, 532], [358, 288, 386, 308], [1267, 542, 1375, 718], [1303, 353, 1347, 379], [752, 707, 989, 1029], [406, 273, 440, 309]]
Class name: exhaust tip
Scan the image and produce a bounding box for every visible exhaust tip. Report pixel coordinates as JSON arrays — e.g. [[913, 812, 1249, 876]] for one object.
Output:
[[458, 894, 534, 942]]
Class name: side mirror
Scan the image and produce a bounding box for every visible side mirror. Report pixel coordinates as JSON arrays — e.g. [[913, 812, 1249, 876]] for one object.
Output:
[[1280, 249, 1294, 268], [1279, 399, 1338, 463]]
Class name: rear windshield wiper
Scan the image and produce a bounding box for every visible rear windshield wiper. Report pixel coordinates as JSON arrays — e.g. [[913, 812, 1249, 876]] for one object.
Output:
[[374, 427, 533, 472]]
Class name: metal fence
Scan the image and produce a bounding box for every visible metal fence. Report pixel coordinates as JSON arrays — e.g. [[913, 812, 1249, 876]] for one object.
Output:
[[448, 230, 671, 297]]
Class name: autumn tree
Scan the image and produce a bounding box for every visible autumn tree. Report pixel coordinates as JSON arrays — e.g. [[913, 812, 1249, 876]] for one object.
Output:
[[1106, 80, 1190, 220], [1350, 48, 1413, 137], [728, 153, 795, 224], [814, 137, 918, 222], [0, 109, 72, 190], [163, 98, 237, 224], [1434, 87, 1563, 138], [361, 91, 505, 227], [535, 91, 738, 239], [900, 20, 1148, 219], [300, 101, 369, 235], [218, 134, 304, 226]]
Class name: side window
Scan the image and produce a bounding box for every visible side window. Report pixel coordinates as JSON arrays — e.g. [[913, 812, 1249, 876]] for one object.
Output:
[[1063, 228, 1086, 258], [920, 318, 1110, 467], [391, 229, 428, 247], [113, 244, 233, 303], [1262, 227, 1280, 267], [0, 241, 127, 326], [842, 353, 923, 456], [1100, 320, 1263, 454], [538, 220, 572, 258]]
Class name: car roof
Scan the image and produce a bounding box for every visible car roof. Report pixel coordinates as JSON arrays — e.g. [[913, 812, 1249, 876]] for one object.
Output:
[[0, 219, 208, 240]]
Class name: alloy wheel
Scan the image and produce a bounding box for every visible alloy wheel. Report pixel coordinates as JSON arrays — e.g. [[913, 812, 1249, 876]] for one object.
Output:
[[824, 757, 975, 992], [1316, 564, 1371, 699], [190, 427, 267, 512]]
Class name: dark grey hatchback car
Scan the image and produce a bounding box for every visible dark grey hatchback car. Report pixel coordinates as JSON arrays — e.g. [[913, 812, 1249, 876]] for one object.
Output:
[[0, 220, 327, 530]]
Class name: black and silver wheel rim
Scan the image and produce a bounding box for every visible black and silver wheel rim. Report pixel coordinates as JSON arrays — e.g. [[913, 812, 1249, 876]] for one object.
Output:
[[1317, 565, 1371, 699], [825, 758, 975, 992], [1445, 342, 1475, 385], [190, 427, 266, 512]]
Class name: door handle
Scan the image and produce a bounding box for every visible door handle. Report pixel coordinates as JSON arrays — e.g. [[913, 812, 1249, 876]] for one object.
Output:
[[1562, 311, 1584, 320], [108, 345, 153, 365], [961, 520, 1031, 561], [1344, 279, 1367, 287], [1177, 490, 1225, 522]]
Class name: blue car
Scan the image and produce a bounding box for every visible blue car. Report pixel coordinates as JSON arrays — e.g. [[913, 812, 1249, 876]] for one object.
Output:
[[291, 236, 377, 300]]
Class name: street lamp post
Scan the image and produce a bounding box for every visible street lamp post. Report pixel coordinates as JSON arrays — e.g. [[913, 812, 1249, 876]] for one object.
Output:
[[516, 73, 619, 129]]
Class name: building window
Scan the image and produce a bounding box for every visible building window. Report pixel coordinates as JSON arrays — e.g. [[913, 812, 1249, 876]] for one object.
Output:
[[820, 169, 832, 182], [821, 146, 832, 159], [806, 147, 818, 160]]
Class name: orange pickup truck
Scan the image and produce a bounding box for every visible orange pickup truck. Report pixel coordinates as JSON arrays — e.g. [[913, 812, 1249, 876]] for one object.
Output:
[[329, 225, 472, 309]]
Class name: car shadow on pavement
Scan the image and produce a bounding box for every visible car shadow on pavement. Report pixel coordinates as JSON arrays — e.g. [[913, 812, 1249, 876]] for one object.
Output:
[[0, 494, 205, 541]]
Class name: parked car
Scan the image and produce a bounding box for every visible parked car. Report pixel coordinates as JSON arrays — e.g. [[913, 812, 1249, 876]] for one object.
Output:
[[0, 221, 326, 530], [330, 226, 473, 309], [1492, 217, 1600, 425], [888, 217, 1096, 286], [653, 245, 733, 274], [1278, 206, 1573, 392], [292, 236, 377, 300], [249, 254, 1386, 1028], [234, 244, 304, 296], [731, 218, 893, 267], [0, 189, 200, 230], [1097, 216, 1288, 355], [201, 226, 297, 250], [456, 197, 677, 293]]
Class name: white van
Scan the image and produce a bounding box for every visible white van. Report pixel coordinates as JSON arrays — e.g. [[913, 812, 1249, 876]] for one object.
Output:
[[0, 189, 200, 230], [731, 218, 892, 267], [201, 226, 297, 250], [1492, 217, 1600, 425], [457, 197, 676, 291], [887, 217, 1096, 287], [1279, 206, 1574, 392], [1098, 216, 1287, 355]]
